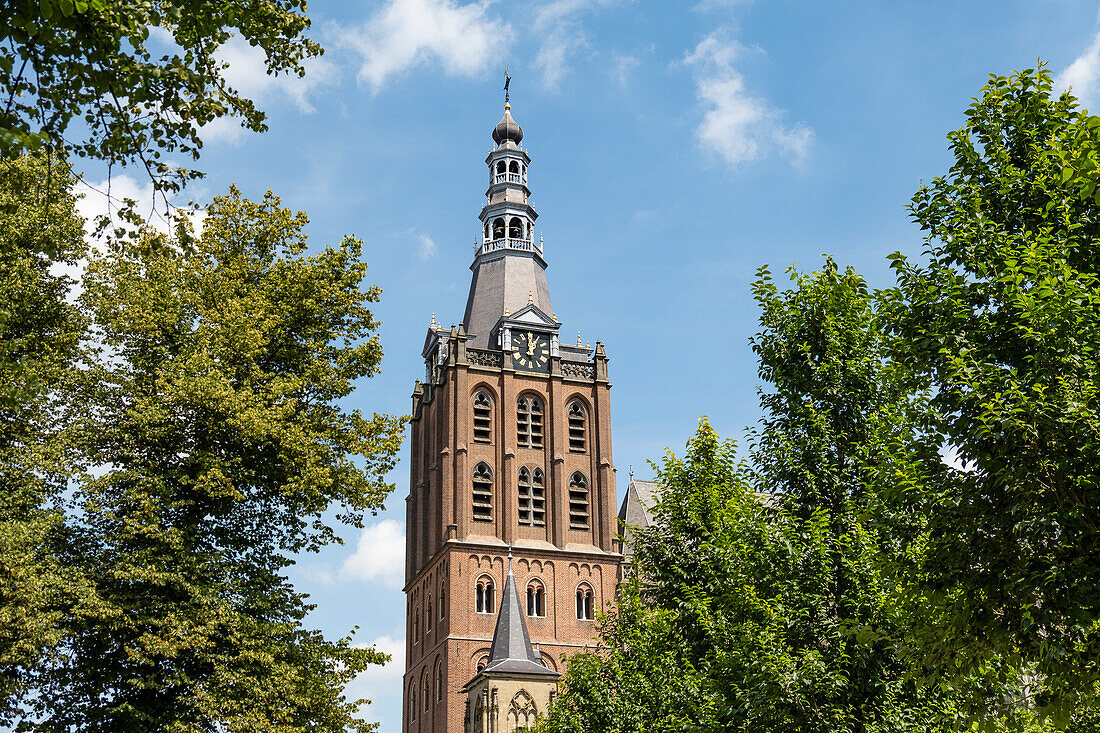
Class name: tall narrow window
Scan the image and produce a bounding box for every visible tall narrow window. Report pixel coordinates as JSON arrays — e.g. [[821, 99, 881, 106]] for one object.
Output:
[[517, 395, 544, 448], [410, 690, 416, 722], [423, 678, 429, 711], [518, 467, 533, 525], [472, 463, 493, 521], [475, 577, 495, 614], [531, 468, 546, 526], [473, 390, 493, 443], [568, 471, 590, 529], [526, 581, 545, 617], [576, 585, 594, 620], [426, 602, 432, 633], [439, 583, 446, 620], [436, 663, 443, 702], [567, 400, 587, 453], [414, 613, 420, 645]]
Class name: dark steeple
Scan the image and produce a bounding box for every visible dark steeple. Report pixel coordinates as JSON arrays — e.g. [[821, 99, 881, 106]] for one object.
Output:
[[482, 551, 559, 678]]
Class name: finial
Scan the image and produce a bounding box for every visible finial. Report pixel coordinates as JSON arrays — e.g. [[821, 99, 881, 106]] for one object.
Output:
[[629, 465, 635, 482], [504, 306, 510, 316], [431, 312, 437, 328], [586, 340, 591, 349], [539, 233, 544, 246], [507, 544, 513, 572], [528, 289, 533, 304], [577, 331, 582, 346], [504, 67, 511, 109]]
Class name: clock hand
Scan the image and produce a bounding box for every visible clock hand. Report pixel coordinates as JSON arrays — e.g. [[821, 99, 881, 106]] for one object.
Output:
[[527, 331, 535, 356]]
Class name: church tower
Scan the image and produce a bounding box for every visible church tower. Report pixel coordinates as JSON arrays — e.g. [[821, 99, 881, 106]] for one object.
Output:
[[402, 88, 620, 733]]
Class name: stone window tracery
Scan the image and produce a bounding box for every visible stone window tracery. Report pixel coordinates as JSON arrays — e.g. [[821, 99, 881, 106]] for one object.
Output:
[[475, 576, 495, 614], [509, 690, 538, 731], [517, 395, 544, 448], [568, 471, 590, 529], [567, 400, 587, 453], [472, 390, 493, 443], [517, 466, 546, 526], [472, 462, 493, 521]]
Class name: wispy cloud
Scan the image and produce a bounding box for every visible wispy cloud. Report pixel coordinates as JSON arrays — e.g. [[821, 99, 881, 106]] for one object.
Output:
[[417, 233, 437, 260], [683, 31, 812, 167], [340, 519, 406, 588], [533, 0, 617, 90], [335, 0, 510, 92], [1057, 17, 1100, 111]]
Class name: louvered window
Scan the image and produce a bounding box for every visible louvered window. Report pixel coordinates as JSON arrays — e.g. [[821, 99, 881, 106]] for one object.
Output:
[[517, 467, 546, 526], [517, 395, 544, 448], [568, 471, 590, 529], [473, 390, 492, 443], [472, 462, 493, 521], [567, 401, 587, 452]]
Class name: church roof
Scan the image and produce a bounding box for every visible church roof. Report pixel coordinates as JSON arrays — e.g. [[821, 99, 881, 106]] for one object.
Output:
[[462, 249, 553, 349], [492, 106, 524, 145], [481, 553, 559, 679]]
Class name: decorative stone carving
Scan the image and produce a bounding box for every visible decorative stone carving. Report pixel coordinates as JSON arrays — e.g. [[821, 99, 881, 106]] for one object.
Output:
[[560, 360, 594, 379], [468, 348, 503, 368]]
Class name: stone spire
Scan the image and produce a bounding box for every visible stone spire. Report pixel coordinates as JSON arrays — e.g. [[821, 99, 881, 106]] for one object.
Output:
[[462, 82, 554, 350], [483, 551, 558, 677]]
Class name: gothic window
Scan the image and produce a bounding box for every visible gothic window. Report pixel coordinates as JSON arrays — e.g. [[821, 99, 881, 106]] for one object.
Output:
[[568, 471, 590, 529], [410, 689, 416, 722], [576, 584, 594, 620], [567, 400, 587, 453], [426, 601, 432, 633], [493, 217, 505, 239], [518, 467, 544, 526], [475, 576, 495, 614], [509, 690, 538, 731], [423, 677, 429, 711], [436, 662, 443, 702], [413, 610, 420, 645], [439, 582, 446, 620], [472, 390, 493, 443], [517, 395, 544, 448], [472, 462, 493, 521], [508, 216, 523, 238], [526, 580, 545, 617]]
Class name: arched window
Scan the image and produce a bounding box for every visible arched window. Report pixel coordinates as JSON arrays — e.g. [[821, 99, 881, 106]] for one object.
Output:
[[517, 395, 544, 448], [413, 609, 420, 645], [492, 217, 505, 239], [576, 584, 594, 620], [436, 662, 444, 702], [439, 582, 446, 620], [472, 390, 492, 443], [484, 222, 491, 240], [515, 467, 545, 526], [569, 471, 590, 529], [426, 601, 432, 633], [476, 654, 488, 673], [508, 216, 523, 239], [423, 677, 429, 711], [410, 688, 416, 722], [509, 160, 520, 173], [475, 576, 495, 614], [472, 462, 493, 521], [496, 160, 506, 174], [526, 580, 545, 617], [567, 400, 587, 453], [509, 690, 538, 730]]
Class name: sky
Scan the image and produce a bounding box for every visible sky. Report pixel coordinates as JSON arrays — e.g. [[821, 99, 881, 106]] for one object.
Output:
[[67, 1, 1100, 730]]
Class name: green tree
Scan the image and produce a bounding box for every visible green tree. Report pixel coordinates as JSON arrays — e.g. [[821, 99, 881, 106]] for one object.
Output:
[[887, 65, 1100, 719], [21, 188, 405, 732], [0, 154, 90, 724], [1, 0, 320, 191]]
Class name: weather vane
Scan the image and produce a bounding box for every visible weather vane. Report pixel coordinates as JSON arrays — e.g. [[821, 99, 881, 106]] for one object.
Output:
[[504, 66, 511, 106]]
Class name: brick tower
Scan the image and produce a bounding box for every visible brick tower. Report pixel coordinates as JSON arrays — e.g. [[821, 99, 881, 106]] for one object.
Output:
[[401, 84, 620, 733]]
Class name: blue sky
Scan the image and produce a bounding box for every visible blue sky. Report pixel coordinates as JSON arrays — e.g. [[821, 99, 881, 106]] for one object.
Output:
[[70, 1, 1100, 730]]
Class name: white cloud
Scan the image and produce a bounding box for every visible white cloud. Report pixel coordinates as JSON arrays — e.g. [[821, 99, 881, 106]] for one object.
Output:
[[683, 32, 812, 167], [346, 634, 406, 729], [335, 0, 510, 92], [341, 519, 406, 588], [532, 0, 617, 91], [611, 53, 640, 86], [1057, 20, 1100, 111], [417, 233, 438, 260]]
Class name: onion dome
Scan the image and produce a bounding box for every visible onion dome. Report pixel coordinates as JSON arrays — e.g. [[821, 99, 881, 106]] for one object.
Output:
[[492, 104, 524, 145]]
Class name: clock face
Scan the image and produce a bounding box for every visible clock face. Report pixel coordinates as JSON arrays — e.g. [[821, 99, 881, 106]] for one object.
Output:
[[512, 330, 550, 372]]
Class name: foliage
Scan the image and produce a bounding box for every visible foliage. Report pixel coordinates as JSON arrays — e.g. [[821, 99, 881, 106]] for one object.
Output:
[[0, 0, 321, 192], [886, 65, 1100, 720], [0, 153, 89, 724], [12, 187, 405, 731]]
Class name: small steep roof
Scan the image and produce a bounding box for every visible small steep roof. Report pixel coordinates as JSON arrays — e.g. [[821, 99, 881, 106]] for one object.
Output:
[[479, 551, 559, 679]]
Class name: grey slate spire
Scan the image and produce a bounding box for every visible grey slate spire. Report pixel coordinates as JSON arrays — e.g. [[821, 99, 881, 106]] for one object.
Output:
[[462, 91, 555, 350], [483, 550, 559, 677]]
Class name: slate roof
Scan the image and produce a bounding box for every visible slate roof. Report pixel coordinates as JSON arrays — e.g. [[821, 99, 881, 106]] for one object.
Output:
[[462, 252, 553, 350], [479, 553, 559, 679], [617, 480, 660, 559]]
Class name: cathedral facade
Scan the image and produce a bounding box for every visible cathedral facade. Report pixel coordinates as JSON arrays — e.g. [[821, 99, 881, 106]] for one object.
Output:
[[402, 94, 622, 732]]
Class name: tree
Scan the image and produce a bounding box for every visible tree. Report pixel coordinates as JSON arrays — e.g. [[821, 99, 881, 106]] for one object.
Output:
[[543, 264, 968, 733], [1, 0, 321, 192], [19, 188, 405, 731], [0, 154, 90, 724], [887, 65, 1100, 719]]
